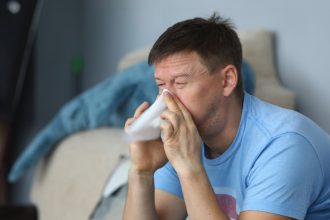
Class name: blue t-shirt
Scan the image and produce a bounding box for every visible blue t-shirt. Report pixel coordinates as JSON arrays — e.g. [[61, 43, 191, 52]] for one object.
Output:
[[154, 93, 330, 220]]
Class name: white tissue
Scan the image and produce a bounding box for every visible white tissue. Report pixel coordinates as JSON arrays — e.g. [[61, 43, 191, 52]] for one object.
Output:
[[125, 90, 168, 141]]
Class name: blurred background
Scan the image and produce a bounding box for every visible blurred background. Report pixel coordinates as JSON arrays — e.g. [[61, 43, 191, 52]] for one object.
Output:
[[1, 0, 330, 215]]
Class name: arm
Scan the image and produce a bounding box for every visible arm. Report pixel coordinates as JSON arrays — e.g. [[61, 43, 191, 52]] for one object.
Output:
[[123, 102, 186, 220], [123, 169, 157, 220], [178, 166, 230, 220], [124, 168, 187, 220]]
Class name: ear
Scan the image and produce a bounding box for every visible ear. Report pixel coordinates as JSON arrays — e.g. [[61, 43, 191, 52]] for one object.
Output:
[[221, 64, 238, 97]]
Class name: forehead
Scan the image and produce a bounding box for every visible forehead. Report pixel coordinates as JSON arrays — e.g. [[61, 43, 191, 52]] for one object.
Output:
[[154, 52, 208, 78]]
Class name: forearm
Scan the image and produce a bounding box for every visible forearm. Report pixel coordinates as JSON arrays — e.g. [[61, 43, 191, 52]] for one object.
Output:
[[123, 169, 158, 220], [178, 167, 230, 220]]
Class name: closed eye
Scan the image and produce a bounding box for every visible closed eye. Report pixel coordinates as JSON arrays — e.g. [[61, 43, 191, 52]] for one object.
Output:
[[157, 84, 165, 89], [175, 82, 187, 88]]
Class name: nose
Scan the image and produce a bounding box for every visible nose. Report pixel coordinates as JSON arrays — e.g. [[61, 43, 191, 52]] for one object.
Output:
[[159, 87, 175, 97]]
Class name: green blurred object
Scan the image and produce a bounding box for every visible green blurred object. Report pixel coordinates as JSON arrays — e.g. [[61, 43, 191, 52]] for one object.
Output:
[[71, 54, 83, 76]]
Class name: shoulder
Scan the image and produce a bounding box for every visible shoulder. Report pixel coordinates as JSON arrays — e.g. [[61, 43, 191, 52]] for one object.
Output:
[[243, 94, 329, 145], [246, 95, 301, 135], [244, 95, 330, 166]]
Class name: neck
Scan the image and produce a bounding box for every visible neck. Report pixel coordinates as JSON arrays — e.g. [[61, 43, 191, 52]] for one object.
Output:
[[203, 94, 243, 159]]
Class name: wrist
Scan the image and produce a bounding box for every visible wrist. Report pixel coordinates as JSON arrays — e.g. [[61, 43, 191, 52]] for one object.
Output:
[[129, 166, 156, 176], [176, 163, 205, 180], [128, 167, 155, 188]]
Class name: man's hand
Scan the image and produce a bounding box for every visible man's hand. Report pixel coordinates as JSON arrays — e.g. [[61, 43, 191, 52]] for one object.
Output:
[[160, 91, 203, 175], [125, 102, 168, 174]]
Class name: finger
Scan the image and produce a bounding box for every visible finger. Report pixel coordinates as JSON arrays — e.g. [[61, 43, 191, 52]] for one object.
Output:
[[164, 92, 193, 123], [134, 101, 149, 118], [160, 120, 174, 141], [171, 95, 194, 122], [125, 101, 149, 130], [163, 91, 181, 113], [125, 117, 135, 129], [160, 110, 180, 131]]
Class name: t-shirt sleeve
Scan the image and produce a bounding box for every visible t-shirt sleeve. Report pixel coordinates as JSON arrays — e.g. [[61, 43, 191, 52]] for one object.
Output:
[[154, 162, 183, 198], [242, 133, 323, 220]]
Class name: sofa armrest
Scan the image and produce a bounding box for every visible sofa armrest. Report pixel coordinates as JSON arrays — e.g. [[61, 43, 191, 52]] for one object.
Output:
[[31, 128, 129, 220]]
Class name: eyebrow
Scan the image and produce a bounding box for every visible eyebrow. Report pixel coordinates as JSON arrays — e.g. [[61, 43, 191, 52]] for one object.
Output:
[[155, 73, 191, 81]]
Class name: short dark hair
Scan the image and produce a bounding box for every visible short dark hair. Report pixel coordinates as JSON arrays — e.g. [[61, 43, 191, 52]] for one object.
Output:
[[148, 13, 243, 97]]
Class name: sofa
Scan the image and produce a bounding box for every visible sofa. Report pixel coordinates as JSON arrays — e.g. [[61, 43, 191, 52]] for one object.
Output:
[[29, 30, 295, 220]]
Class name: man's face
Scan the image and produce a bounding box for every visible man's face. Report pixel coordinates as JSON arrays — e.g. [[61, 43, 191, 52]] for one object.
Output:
[[154, 51, 226, 136]]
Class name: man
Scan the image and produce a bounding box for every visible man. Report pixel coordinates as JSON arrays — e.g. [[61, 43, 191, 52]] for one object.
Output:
[[123, 13, 330, 220]]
